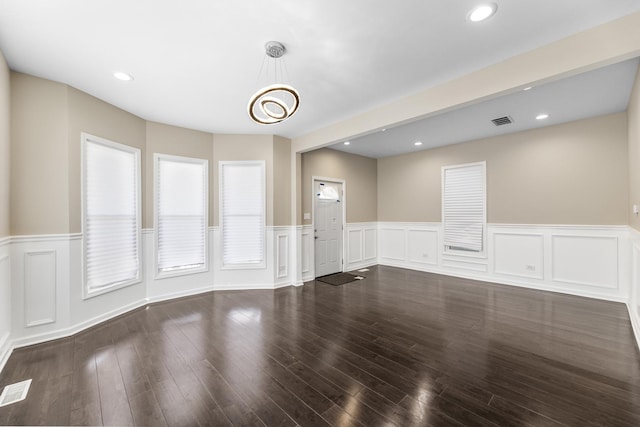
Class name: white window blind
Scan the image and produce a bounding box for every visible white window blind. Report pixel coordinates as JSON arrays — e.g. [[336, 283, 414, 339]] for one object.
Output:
[[155, 154, 208, 276], [442, 162, 486, 253], [220, 161, 265, 267], [82, 134, 141, 297]]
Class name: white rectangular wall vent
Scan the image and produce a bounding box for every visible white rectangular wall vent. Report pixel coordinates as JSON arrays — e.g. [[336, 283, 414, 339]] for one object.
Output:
[[0, 379, 32, 407], [491, 116, 514, 126]]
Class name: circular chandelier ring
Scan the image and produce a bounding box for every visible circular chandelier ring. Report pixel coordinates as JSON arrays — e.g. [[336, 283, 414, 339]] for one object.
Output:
[[260, 96, 288, 120], [248, 84, 300, 125]]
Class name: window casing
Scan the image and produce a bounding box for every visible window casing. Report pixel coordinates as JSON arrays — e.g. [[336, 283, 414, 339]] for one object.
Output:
[[155, 154, 209, 278], [82, 133, 141, 298], [442, 161, 486, 256], [220, 161, 266, 269]]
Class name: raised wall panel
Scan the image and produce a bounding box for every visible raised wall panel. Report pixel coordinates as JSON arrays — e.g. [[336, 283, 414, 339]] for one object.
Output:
[[301, 231, 311, 274], [442, 257, 488, 273], [552, 235, 618, 289], [493, 233, 544, 280], [276, 234, 289, 279], [408, 230, 438, 265], [364, 228, 377, 260], [0, 254, 9, 349], [381, 229, 405, 261], [24, 250, 57, 327], [633, 244, 640, 318], [348, 229, 363, 263]]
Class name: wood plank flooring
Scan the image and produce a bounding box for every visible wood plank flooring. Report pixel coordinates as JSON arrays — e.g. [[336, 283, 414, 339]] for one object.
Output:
[[1, 265, 640, 426]]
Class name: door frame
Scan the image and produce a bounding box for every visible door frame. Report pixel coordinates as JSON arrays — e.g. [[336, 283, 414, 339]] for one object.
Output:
[[312, 176, 346, 277]]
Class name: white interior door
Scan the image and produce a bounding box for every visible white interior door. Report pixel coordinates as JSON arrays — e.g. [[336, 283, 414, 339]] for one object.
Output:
[[314, 180, 343, 277]]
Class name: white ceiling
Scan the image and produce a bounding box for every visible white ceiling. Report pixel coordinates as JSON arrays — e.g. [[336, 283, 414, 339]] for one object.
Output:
[[331, 58, 640, 158], [0, 0, 639, 140]]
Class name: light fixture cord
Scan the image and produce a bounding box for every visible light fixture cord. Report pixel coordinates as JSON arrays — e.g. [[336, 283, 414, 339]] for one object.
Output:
[[255, 54, 267, 86], [254, 46, 292, 87]]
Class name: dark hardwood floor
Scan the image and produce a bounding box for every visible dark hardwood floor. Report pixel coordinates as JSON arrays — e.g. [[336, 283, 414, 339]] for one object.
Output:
[[1, 265, 640, 426]]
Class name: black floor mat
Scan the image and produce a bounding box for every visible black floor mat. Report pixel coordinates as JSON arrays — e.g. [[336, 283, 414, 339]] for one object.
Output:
[[316, 272, 359, 286]]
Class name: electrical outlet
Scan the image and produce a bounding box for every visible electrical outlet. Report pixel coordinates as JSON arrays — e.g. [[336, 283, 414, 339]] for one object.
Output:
[[525, 265, 536, 271]]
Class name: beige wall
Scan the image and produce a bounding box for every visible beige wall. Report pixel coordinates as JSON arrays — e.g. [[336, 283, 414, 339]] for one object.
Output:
[[0, 52, 9, 238], [379, 113, 629, 225], [145, 121, 214, 227], [629, 66, 640, 231], [67, 87, 146, 231], [273, 136, 292, 226], [9, 73, 288, 232], [212, 134, 274, 227], [10, 72, 69, 235], [301, 148, 377, 224]]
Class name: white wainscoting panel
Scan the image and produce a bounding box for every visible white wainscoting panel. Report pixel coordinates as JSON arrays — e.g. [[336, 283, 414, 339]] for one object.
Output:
[[0, 240, 11, 373], [301, 225, 313, 282], [348, 229, 362, 264], [9, 235, 75, 348], [276, 231, 289, 280], [345, 223, 377, 271], [551, 235, 618, 289], [24, 251, 57, 327], [378, 222, 628, 302], [364, 228, 377, 260], [493, 233, 544, 280], [628, 228, 640, 352], [407, 229, 438, 266], [380, 228, 406, 261]]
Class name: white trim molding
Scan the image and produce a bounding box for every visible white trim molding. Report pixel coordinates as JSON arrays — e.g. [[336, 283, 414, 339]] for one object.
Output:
[[346, 222, 378, 271], [378, 222, 629, 303], [627, 227, 640, 351], [300, 224, 314, 282]]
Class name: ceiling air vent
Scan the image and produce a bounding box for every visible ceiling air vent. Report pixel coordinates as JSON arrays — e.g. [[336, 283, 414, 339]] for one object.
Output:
[[491, 115, 514, 126]]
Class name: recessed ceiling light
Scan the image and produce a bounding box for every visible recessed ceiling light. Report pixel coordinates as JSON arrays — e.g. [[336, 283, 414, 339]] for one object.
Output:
[[467, 3, 498, 22], [523, 86, 533, 91], [113, 71, 133, 81], [414, 141, 423, 146], [344, 141, 350, 145], [536, 114, 549, 120]]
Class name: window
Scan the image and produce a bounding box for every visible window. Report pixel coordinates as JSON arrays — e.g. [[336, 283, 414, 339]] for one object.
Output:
[[155, 154, 208, 277], [220, 161, 265, 268], [442, 161, 486, 254], [82, 133, 141, 298]]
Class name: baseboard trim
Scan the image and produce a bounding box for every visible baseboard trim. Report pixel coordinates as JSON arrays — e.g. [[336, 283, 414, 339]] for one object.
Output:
[[11, 299, 147, 350], [346, 260, 378, 272], [627, 302, 640, 352], [0, 332, 11, 375]]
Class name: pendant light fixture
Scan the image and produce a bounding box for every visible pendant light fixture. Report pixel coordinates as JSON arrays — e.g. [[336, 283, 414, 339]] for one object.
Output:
[[248, 41, 300, 125]]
